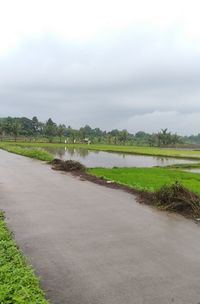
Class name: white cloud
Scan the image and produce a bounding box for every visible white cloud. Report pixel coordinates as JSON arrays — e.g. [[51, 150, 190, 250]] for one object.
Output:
[[0, 0, 200, 134], [122, 111, 200, 135], [1, 0, 200, 53]]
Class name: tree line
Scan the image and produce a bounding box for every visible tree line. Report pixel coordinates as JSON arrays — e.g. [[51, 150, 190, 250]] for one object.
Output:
[[0, 116, 195, 146]]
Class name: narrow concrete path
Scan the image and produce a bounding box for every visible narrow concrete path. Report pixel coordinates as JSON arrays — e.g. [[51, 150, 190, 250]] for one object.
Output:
[[0, 149, 200, 304]]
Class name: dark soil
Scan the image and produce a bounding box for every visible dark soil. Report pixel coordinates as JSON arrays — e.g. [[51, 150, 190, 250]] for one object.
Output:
[[51, 159, 86, 172]]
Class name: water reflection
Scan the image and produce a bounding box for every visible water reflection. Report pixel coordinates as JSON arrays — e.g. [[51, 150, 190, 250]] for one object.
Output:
[[184, 169, 200, 174], [46, 147, 90, 158], [43, 147, 197, 168]]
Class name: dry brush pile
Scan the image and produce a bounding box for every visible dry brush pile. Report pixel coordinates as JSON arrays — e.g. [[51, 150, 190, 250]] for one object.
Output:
[[51, 158, 86, 172], [153, 181, 200, 218]]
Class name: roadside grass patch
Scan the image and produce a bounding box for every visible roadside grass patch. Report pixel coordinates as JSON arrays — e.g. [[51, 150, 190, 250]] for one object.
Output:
[[0, 144, 53, 162], [88, 167, 200, 196], [0, 212, 48, 304]]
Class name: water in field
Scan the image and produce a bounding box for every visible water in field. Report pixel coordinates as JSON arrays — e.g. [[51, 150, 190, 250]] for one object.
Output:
[[42, 147, 197, 168], [184, 169, 200, 174]]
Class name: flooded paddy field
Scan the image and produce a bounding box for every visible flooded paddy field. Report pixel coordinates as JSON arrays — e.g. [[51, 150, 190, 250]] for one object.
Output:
[[43, 147, 197, 168]]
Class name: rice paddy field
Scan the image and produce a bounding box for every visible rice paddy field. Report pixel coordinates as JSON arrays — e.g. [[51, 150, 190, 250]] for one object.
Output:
[[1, 141, 200, 195]]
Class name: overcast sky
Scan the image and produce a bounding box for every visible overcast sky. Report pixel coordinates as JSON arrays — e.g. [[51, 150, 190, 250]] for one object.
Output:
[[0, 0, 200, 134]]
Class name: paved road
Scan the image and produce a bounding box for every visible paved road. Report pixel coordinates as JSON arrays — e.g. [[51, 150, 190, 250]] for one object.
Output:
[[0, 149, 200, 304]]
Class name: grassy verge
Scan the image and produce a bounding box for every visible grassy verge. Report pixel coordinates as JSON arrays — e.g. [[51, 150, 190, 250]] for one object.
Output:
[[2, 141, 200, 160], [88, 167, 200, 196], [0, 212, 48, 304], [0, 144, 53, 162]]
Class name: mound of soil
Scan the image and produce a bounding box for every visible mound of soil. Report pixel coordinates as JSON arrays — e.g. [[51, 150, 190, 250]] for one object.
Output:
[[51, 159, 86, 172], [153, 182, 200, 217]]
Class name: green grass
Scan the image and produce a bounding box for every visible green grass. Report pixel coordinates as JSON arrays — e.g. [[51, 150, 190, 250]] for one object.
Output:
[[88, 167, 200, 196], [2, 141, 200, 160], [0, 212, 48, 304], [166, 162, 200, 169], [0, 144, 53, 162]]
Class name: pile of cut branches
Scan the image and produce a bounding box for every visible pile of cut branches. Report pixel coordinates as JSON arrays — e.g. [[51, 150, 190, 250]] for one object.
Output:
[[51, 158, 86, 172], [153, 181, 200, 218]]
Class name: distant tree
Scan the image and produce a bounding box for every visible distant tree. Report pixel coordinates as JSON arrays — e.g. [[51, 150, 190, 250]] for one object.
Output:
[[110, 129, 120, 137], [107, 134, 112, 144], [170, 133, 182, 145], [134, 131, 151, 145], [118, 129, 128, 143], [12, 121, 21, 142], [38, 121, 45, 135], [69, 129, 78, 143], [0, 116, 190, 146], [0, 122, 4, 141], [147, 134, 157, 146], [157, 129, 182, 146], [79, 127, 86, 140], [44, 118, 57, 142], [113, 136, 117, 145], [93, 128, 103, 137], [19, 117, 34, 136], [135, 131, 147, 139], [57, 124, 66, 142], [3, 117, 13, 136], [83, 125, 92, 136], [32, 116, 40, 135], [157, 128, 169, 146]]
